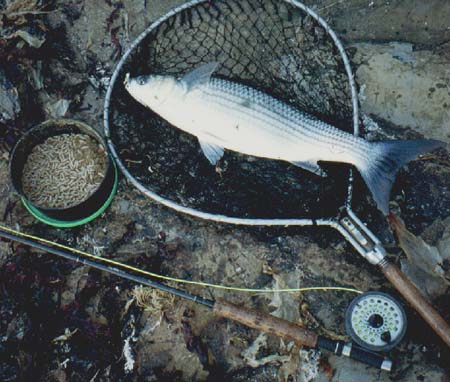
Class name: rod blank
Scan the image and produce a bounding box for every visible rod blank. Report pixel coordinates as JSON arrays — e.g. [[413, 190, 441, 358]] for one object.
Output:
[[0, 227, 391, 371], [0, 228, 214, 308]]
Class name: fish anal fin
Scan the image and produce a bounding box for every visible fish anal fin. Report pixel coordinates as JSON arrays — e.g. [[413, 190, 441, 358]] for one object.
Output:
[[198, 138, 224, 165], [181, 62, 220, 90], [290, 160, 327, 177]]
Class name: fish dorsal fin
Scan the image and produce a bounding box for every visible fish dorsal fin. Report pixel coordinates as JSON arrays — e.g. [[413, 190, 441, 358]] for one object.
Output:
[[181, 62, 219, 90], [290, 160, 328, 177], [198, 138, 224, 165]]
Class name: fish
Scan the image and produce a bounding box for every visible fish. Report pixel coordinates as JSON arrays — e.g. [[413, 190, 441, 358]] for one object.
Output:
[[124, 62, 445, 215]]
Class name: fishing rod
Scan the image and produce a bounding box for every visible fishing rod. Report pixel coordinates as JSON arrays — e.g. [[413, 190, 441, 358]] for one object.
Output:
[[0, 226, 392, 371]]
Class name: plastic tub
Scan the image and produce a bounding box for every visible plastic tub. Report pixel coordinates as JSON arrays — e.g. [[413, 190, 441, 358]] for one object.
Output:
[[10, 119, 118, 228]]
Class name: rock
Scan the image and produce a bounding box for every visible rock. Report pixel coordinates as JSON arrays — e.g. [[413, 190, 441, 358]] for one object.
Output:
[[13, 28, 46, 48], [135, 303, 209, 380], [0, 242, 13, 269], [322, 0, 450, 46], [327, 341, 449, 382], [46, 99, 71, 119], [60, 266, 89, 307], [389, 214, 449, 299], [1, 1, 449, 381], [353, 42, 450, 142], [0, 67, 20, 123]]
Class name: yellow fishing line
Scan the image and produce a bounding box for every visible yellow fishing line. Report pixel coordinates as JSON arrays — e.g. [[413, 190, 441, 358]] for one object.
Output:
[[0, 223, 362, 294]]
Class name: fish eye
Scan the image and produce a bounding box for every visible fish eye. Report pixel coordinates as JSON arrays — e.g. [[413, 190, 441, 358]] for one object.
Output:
[[138, 78, 146, 85]]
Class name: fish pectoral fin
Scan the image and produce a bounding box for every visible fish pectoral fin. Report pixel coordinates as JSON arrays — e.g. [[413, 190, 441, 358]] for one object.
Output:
[[290, 160, 328, 177], [181, 62, 220, 90], [198, 139, 224, 165]]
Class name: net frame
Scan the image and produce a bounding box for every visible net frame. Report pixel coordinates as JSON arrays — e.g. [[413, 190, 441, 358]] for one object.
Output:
[[103, 0, 360, 227]]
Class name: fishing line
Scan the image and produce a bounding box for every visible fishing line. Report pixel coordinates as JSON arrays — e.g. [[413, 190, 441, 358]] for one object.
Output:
[[0, 223, 362, 295], [0, 225, 395, 371]]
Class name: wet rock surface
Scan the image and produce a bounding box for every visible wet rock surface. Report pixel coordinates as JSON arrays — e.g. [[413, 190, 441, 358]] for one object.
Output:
[[0, 1, 449, 381], [354, 42, 450, 143]]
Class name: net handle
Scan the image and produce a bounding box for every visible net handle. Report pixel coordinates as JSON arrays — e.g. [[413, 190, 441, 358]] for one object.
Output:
[[103, 0, 359, 227]]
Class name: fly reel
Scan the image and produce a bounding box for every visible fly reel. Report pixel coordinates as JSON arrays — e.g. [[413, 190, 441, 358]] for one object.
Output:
[[345, 292, 407, 352]]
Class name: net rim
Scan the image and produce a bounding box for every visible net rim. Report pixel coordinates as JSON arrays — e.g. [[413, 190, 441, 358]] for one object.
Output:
[[103, 0, 360, 227]]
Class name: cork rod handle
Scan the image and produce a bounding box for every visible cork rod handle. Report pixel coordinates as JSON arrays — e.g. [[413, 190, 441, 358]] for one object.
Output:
[[381, 262, 450, 347], [213, 298, 318, 347]]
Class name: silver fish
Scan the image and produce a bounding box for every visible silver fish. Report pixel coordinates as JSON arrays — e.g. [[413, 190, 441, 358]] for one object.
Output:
[[125, 62, 444, 215]]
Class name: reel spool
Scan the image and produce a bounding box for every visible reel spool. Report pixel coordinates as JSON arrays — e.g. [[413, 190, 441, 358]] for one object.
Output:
[[345, 291, 407, 352]]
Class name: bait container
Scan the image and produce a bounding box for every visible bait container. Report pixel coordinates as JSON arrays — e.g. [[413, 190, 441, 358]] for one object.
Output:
[[10, 119, 118, 227]]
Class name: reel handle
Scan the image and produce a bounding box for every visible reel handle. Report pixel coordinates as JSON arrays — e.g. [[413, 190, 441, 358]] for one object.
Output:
[[213, 298, 391, 370], [380, 261, 450, 347]]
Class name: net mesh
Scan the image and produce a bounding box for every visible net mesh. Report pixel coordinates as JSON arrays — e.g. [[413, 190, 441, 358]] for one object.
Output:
[[108, 0, 356, 219]]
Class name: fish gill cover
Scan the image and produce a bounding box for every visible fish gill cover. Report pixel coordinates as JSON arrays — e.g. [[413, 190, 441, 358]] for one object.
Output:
[[108, 0, 355, 219]]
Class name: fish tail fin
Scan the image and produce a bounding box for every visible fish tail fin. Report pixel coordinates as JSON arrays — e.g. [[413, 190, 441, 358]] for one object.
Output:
[[357, 139, 444, 215]]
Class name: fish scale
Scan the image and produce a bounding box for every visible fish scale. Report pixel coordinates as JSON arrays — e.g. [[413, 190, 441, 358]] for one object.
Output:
[[201, 79, 361, 156], [206, 78, 358, 144], [125, 62, 444, 215]]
